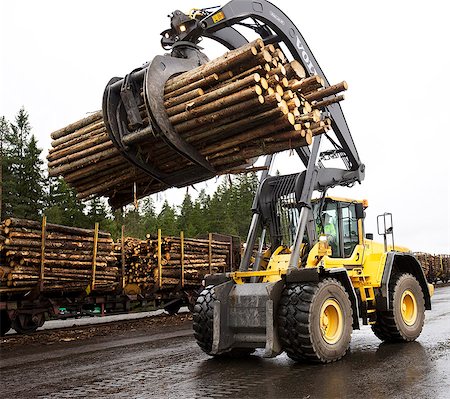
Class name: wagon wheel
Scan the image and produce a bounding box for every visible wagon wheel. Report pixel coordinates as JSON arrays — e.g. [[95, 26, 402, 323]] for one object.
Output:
[[12, 313, 45, 334], [0, 310, 12, 336]]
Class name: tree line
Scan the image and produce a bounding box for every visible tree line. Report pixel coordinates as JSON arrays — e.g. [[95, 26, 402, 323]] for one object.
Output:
[[0, 109, 259, 240]]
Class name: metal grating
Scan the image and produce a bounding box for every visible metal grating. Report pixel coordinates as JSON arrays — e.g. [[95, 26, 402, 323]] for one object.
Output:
[[259, 174, 299, 248]]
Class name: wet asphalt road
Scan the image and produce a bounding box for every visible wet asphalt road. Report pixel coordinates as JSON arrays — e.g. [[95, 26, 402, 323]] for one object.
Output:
[[1, 286, 449, 399]]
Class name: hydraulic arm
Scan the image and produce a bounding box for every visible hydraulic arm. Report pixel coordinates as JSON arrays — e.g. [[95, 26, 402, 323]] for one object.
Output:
[[103, 0, 365, 260]]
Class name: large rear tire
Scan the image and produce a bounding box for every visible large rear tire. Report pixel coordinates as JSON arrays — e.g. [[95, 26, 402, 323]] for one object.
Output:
[[0, 310, 12, 336], [278, 278, 353, 363], [192, 285, 253, 358], [372, 273, 425, 342]]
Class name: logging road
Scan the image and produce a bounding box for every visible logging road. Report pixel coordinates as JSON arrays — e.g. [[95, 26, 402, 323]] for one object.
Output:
[[1, 285, 449, 399]]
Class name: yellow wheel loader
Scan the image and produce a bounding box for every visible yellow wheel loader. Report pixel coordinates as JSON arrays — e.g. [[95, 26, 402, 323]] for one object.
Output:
[[194, 189, 432, 363], [100, 0, 433, 363]]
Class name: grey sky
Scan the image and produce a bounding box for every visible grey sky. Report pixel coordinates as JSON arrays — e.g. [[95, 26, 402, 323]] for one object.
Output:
[[1, 0, 449, 253]]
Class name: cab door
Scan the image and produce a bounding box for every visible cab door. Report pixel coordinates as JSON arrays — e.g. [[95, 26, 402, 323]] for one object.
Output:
[[323, 201, 365, 269]]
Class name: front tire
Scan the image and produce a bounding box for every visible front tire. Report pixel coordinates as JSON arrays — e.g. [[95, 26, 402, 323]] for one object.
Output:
[[278, 278, 353, 363], [192, 285, 215, 354], [372, 273, 425, 342], [192, 285, 254, 358]]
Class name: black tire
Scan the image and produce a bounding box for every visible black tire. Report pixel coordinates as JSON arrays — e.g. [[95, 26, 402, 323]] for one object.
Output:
[[192, 285, 253, 358], [0, 310, 12, 336], [372, 273, 425, 342], [12, 313, 45, 334], [193, 285, 215, 354], [278, 278, 353, 363]]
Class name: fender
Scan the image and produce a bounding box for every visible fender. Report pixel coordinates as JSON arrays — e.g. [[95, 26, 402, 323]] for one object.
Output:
[[287, 267, 360, 329], [378, 252, 432, 311]]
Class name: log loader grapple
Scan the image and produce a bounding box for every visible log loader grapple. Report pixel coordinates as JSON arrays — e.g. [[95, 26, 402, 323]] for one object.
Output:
[[103, 0, 433, 363]]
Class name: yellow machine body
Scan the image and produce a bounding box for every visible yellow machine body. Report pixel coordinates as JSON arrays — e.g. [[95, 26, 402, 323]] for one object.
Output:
[[229, 197, 433, 319]]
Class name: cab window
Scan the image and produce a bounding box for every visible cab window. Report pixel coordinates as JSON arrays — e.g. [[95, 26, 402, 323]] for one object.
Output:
[[341, 203, 359, 257], [322, 202, 341, 258]]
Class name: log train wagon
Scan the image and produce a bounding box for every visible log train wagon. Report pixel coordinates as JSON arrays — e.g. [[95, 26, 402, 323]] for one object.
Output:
[[413, 252, 450, 284], [0, 217, 239, 335]]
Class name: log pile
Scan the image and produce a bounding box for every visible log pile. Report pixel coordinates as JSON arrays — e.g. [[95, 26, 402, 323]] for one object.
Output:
[[0, 218, 118, 292], [441, 255, 450, 283], [48, 39, 347, 208], [414, 252, 450, 283], [117, 234, 230, 294]]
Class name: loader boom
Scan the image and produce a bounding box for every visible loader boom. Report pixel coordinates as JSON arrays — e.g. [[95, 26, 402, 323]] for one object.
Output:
[[159, 0, 366, 272]]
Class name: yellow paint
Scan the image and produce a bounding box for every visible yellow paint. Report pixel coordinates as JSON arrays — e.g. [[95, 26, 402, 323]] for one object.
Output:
[[91, 222, 99, 291], [212, 11, 225, 23], [231, 197, 423, 317], [230, 269, 285, 284], [305, 237, 410, 290], [320, 299, 343, 344], [401, 289, 418, 326], [428, 283, 435, 297], [157, 229, 162, 288], [230, 246, 292, 283]]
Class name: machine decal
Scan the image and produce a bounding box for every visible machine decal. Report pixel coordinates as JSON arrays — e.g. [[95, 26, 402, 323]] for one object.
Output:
[[295, 37, 317, 75], [212, 11, 225, 23]]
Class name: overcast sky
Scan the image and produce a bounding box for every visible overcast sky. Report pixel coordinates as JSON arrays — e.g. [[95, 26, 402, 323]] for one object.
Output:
[[1, 0, 449, 253]]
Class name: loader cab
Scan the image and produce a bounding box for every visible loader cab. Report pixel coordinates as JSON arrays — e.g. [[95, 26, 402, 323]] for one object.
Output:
[[257, 173, 366, 261], [312, 197, 366, 259]]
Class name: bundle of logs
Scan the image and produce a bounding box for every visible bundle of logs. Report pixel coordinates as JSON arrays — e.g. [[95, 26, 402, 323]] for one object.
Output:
[[414, 252, 450, 283], [0, 218, 118, 292], [117, 234, 230, 293], [48, 38, 347, 208]]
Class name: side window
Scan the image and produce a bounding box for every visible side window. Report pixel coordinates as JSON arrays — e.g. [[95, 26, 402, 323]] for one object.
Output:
[[342, 203, 359, 257], [322, 203, 341, 258]]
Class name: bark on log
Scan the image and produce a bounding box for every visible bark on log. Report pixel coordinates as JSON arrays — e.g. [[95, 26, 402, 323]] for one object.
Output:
[[4, 218, 111, 238], [47, 39, 348, 207], [50, 111, 103, 140]]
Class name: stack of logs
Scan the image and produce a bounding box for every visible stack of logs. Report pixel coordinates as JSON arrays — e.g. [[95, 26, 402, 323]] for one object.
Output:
[[48, 38, 347, 208], [414, 252, 450, 283], [0, 218, 118, 292], [117, 234, 230, 293]]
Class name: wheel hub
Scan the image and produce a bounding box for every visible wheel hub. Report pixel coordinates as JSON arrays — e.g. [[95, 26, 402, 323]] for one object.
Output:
[[320, 298, 343, 344], [400, 289, 417, 326]]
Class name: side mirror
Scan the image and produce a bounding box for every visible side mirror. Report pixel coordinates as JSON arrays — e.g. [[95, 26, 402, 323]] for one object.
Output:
[[365, 233, 373, 240], [355, 203, 365, 219]]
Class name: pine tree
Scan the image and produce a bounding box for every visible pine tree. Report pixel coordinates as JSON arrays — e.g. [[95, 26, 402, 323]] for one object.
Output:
[[86, 197, 115, 232], [17, 134, 45, 219], [0, 109, 46, 220], [157, 200, 177, 235], [233, 173, 258, 237], [87, 197, 108, 221], [0, 116, 12, 219], [208, 178, 237, 236], [190, 189, 210, 236], [178, 191, 197, 236], [45, 177, 89, 227], [141, 197, 158, 234], [122, 208, 146, 239]]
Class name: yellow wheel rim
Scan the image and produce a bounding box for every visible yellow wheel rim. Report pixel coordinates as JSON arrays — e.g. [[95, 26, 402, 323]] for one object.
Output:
[[400, 289, 417, 326], [320, 299, 343, 344]]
